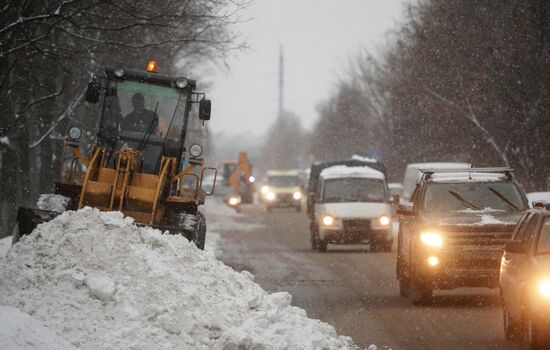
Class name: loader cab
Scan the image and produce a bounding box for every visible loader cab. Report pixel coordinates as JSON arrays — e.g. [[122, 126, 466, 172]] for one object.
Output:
[[89, 66, 209, 174]]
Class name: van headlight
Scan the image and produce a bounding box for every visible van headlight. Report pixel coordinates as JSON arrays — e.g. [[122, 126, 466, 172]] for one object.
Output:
[[293, 192, 302, 200], [420, 231, 443, 247], [320, 214, 342, 229], [379, 215, 390, 226]]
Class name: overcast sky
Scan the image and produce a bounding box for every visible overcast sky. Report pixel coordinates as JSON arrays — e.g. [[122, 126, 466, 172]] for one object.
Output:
[[208, 0, 408, 137]]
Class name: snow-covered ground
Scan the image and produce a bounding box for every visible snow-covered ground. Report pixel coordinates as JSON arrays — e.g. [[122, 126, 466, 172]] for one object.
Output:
[[0, 207, 355, 350]]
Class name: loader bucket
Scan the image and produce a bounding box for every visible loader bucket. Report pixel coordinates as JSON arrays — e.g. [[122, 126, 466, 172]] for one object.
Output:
[[15, 207, 62, 241]]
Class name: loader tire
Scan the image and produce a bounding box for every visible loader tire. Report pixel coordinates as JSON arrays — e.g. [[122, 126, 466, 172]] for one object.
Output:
[[170, 212, 207, 250]]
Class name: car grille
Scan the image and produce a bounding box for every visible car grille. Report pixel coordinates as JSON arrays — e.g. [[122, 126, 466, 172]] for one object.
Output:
[[343, 219, 370, 232], [446, 231, 513, 247], [276, 193, 293, 201], [442, 231, 513, 271]]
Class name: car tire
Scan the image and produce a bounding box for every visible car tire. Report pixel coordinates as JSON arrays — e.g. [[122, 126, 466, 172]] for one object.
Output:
[[527, 311, 548, 350], [408, 275, 433, 306], [398, 277, 409, 297], [317, 240, 327, 252], [383, 239, 393, 252], [296, 204, 301, 212]]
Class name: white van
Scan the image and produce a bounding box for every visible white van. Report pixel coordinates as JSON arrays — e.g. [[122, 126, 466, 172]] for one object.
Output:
[[312, 165, 393, 252], [402, 162, 470, 201]]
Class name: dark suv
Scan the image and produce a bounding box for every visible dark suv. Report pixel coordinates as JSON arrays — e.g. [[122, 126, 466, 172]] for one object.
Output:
[[396, 168, 528, 305], [500, 203, 550, 349]]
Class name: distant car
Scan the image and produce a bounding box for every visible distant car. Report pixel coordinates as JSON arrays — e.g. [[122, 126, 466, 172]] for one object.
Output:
[[310, 164, 393, 253], [527, 192, 550, 207], [396, 167, 529, 305], [262, 170, 303, 212], [402, 162, 471, 202], [500, 203, 550, 348]]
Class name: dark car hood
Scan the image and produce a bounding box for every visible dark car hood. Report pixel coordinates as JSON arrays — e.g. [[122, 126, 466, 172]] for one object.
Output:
[[420, 211, 523, 231]]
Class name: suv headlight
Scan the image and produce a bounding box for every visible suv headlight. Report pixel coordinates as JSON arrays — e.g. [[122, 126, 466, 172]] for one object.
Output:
[[265, 192, 276, 201], [293, 192, 302, 200], [420, 231, 443, 247], [371, 215, 391, 229]]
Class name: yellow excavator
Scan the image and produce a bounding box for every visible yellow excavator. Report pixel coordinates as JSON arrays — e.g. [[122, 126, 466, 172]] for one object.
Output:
[[223, 152, 254, 209], [15, 61, 216, 250]]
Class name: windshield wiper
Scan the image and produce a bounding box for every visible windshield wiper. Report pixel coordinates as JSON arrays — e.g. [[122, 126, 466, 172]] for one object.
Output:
[[137, 101, 159, 152], [448, 190, 481, 210], [488, 187, 519, 211]]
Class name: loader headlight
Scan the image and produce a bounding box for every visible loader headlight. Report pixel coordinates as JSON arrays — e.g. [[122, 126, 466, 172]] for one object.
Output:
[[68, 126, 82, 140], [538, 278, 550, 299], [229, 196, 239, 206], [420, 231, 443, 247], [189, 143, 203, 158], [265, 192, 276, 201], [114, 67, 125, 78], [176, 77, 188, 89], [293, 192, 302, 200]]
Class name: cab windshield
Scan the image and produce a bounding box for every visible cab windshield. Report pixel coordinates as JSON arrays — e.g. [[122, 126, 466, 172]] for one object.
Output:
[[422, 182, 527, 213], [99, 79, 188, 173], [268, 176, 300, 187], [322, 177, 387, 203]]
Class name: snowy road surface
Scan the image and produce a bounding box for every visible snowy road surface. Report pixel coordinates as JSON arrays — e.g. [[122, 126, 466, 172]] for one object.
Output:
[[209, 200, 526, 350]]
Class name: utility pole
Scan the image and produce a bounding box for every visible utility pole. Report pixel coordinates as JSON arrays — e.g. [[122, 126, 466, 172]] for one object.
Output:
[[278, 45, 284, 119]]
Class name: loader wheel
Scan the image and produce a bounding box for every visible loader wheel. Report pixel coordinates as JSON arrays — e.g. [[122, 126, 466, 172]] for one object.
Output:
[[170, 212, 207, 250]]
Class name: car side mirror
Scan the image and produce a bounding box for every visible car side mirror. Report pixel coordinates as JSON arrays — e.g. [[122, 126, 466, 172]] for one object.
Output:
[[199, 99, 211, 121], [504, 241, 527, 254], [397, 202, 414, 216], [85, 80, 99, 103]]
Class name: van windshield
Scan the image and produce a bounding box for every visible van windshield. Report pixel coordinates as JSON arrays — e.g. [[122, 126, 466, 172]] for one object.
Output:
[[323, 178, 387, 203], [422, 182, 527, 212]]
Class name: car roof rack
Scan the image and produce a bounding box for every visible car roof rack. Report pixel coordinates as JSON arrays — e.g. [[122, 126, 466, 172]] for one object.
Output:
[[420, 167, 515, 180]]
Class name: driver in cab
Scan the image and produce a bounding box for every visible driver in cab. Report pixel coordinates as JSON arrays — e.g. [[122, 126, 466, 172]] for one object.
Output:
[[123, 93, 159, 134]]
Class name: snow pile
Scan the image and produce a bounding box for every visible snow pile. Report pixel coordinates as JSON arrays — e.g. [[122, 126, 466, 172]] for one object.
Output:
[[0, 208, 354, 350], [37, 194, 71, 212], [321, 165, 384, 180], [0, 306, 78, 350]]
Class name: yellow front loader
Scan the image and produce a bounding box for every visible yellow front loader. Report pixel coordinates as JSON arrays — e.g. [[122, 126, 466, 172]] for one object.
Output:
[[15, 62, 216, 250]]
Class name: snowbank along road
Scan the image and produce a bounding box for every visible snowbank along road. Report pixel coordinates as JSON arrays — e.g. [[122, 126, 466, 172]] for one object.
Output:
[[0, 206, 355, 350]]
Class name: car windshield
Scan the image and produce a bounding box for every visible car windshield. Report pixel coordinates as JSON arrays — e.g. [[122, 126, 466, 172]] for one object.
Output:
[[322, 177, 387, 203], [99, 79, 187, 173], [537, 219, 550, 255], [422, 182, 527, 213], [268, 176, 300, 187]]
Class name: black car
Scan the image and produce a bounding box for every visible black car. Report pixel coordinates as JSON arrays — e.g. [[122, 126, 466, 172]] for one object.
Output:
[[396, 167, 529, 305], [500, 203, 550, 349]]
